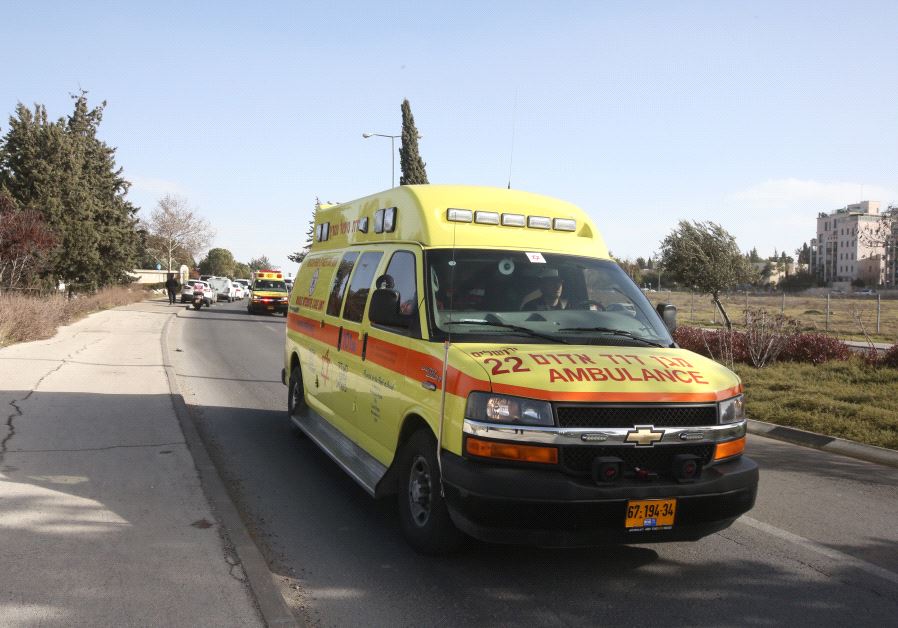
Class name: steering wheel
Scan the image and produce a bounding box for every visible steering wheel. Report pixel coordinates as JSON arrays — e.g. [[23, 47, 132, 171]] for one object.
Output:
[[574, 300, 605, 311]]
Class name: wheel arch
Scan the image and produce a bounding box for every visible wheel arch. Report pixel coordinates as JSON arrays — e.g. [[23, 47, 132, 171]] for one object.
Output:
[[376, 413, 434, 498]]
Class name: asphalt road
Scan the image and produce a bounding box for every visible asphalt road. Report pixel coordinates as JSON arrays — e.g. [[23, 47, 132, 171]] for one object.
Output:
[[167, 299, 898, 627]]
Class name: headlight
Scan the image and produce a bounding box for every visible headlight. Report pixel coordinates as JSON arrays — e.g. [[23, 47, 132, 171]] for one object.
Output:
[[465, 392, 554, 427], [719, 394, 746, 424]]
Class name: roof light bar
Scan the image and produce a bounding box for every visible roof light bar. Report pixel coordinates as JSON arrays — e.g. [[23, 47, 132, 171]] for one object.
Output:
[[501, 213, 525, 227], [553, 218, 576, 231], [528, 216, 552, 229], [474, 211, 500, 225], [447, 208, 473, 223]]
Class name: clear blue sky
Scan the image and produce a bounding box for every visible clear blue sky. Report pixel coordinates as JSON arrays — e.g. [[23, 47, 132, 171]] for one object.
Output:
[[2, 1, 896, 273]]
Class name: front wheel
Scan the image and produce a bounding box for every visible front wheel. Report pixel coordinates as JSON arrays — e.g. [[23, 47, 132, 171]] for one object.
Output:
[[193, 301, 203, 310], [396, 430, 464, 554]]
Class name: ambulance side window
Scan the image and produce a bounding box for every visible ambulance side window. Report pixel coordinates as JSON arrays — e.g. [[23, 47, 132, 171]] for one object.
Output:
[[326, 252, 359, 317], [343, 251, 384, 323], [374, 250, 418, 335]]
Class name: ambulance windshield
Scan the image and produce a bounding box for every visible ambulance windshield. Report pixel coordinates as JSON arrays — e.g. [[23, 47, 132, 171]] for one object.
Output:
[[254, 280, 287, 292], [425, 250, 673, 346]]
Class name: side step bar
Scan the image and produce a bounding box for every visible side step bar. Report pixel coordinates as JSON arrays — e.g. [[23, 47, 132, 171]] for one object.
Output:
[[291, 410, 387, 497]]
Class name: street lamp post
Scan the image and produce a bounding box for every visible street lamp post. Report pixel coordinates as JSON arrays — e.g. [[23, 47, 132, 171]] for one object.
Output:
[[362, 132, 400, 188]]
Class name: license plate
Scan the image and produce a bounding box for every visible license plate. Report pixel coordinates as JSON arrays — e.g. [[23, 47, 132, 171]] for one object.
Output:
[[267, 306, 274, 310], [625, 498, 676, 530]]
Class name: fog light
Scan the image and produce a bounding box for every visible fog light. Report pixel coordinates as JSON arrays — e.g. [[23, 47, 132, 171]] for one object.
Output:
[[592, 457, 622, 483], [672, 454, 702, 482]]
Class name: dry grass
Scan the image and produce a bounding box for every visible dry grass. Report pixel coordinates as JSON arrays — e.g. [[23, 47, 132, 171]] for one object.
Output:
[[656, 290, 898, 343], [0, 287, 150, 347], [736, 359, 898, 450]]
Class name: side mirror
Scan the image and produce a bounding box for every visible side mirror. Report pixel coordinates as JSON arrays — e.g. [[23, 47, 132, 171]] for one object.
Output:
[[656, 303, 677, 333], [369, 288, 410, 328]]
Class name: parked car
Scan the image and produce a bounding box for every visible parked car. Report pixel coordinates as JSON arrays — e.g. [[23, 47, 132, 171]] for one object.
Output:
[[231, 282, 245, 299], [208, 277, 237, 302], [856, 288, 876, 296], [234, 279, 251, 297]]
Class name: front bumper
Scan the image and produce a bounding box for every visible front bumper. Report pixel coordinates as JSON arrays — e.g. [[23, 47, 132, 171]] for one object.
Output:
[[250, 300, 288, 313], [440, 451, 758, 546]]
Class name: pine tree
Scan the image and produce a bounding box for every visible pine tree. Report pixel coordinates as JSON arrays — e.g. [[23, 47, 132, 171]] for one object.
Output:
[[398, 99, 428, 185], [0, 93, 139, 291]]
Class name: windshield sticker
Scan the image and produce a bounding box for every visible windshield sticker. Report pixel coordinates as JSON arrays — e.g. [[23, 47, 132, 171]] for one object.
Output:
[[525, 252, 546, 263], [498, 258, 516, 275]]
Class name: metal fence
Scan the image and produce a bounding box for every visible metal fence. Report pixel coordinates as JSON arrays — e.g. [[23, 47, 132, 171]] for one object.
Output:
[[654, 290, 898, 341]]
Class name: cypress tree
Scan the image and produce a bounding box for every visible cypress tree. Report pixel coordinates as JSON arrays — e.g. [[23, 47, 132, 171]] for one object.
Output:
[[288, 198, 320, 264], [398, 99, 429, 185]]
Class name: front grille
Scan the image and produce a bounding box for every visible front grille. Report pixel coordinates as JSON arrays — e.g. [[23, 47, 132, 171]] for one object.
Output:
[[556, 404, 717, 428], [560, 444, 715, 477]]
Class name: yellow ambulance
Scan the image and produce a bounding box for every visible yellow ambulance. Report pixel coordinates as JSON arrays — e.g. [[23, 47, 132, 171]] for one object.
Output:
[[283, 185, 757, 553], [248, 270, 289, 315]]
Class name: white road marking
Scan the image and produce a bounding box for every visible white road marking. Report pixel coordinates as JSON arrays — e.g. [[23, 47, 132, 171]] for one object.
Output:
[[738, 515, 898, 587]]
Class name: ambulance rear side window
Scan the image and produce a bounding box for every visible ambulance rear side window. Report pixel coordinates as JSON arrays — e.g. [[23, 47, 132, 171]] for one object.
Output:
[[326, 252, 359, 316], [343, 251, 384, 323]]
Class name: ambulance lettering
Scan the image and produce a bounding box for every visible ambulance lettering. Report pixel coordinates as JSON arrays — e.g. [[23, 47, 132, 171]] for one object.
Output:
[[548, 367, 709, 384]]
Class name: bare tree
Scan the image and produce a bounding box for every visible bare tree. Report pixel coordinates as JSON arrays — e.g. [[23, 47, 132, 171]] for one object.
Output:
[[143, 194, 212, 272], [0, 207, 57, 290]]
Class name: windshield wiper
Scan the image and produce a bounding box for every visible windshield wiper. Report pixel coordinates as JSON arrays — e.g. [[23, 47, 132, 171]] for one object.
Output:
[[444, 320, 569, 344], [558, 327, 667, 347]]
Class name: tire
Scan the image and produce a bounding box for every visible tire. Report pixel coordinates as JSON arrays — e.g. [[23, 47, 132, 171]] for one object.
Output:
[[287, 366, 307, 438], [396, 430, 464, 555]]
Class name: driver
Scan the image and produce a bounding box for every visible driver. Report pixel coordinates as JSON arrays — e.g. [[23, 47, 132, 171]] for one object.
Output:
[[522, 272, 567, 310]]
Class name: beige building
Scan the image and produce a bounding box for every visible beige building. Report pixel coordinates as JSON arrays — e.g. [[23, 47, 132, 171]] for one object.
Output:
[[810, 201, 886, 285]]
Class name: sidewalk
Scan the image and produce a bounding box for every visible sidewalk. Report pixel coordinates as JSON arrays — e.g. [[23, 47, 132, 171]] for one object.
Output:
[[0, 301, 264, 626]]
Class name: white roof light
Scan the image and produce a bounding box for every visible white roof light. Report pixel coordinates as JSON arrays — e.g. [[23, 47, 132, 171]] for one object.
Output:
[[528, 216, 552, 229], [553, 218, 576, 232], [474, 211, 500, 225], [374, 209, 384, 233], [447, 208, 473, 223], [501, 213, 525, 227], [383, 207, 397, 232]]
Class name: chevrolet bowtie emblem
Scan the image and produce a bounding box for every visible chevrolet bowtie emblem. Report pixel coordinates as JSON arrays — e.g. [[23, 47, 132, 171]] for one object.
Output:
[[625, 425, 664, 447]]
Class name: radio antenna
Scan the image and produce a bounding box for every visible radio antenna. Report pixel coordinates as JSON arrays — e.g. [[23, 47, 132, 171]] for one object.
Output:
[[507, 88, 518, 189]]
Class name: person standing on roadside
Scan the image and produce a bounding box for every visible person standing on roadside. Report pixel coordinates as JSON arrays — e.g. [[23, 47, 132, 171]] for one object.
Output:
[[165, 274, 179, 305]]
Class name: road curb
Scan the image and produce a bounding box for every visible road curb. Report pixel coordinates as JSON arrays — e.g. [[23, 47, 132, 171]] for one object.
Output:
[[748, 418, 898, 469], [160, 311, 298, 627]]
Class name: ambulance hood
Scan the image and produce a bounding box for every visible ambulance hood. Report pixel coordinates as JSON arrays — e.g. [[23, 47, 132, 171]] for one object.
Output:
[[454, 344, 741, 403]]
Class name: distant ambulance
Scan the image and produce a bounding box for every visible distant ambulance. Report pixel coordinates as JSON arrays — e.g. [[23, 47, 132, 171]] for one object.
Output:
[[282, 185, 758, 553], [248, 270, 289, 315]]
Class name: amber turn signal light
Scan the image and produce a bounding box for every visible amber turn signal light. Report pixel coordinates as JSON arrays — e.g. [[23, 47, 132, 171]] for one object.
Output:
[[466, 437, 558, 464], [714, 436, 746, 461]]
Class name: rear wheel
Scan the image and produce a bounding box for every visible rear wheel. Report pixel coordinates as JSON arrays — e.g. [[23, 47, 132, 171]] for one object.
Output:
[[287, 366, 307, 438], [396, 430, 463, 554]]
